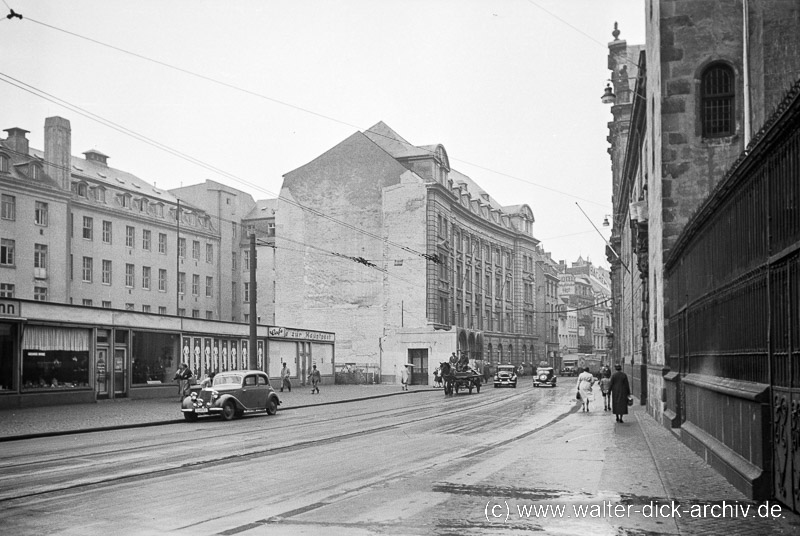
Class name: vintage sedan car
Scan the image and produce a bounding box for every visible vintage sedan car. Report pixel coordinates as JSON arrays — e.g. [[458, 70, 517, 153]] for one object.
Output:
[[533, 367, 557, 388], [493, 364, 518, 388], [181, 370, 280, 422]]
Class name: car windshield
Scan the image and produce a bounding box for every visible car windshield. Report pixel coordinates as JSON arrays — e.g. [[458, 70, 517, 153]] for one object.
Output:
[[213, 374, 243, 387], [537, 369, 552, 375], [498, 367, 516, 372]]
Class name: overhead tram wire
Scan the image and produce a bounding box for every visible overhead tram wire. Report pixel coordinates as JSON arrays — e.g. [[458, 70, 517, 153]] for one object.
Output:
[[5, 11, 607, 208], [5, 140, 611, 315], [0, 72, 437, 264]]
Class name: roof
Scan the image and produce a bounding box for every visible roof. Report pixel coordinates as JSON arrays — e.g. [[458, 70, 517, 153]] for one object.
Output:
[[363, 121, 431, 159], [243, 198, 276, 220], [29, 147, 178, 204]]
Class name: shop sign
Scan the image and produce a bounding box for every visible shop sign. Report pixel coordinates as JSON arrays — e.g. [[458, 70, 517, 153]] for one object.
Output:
[[268, 326, 334, 342], [0, 299, 20, 317]]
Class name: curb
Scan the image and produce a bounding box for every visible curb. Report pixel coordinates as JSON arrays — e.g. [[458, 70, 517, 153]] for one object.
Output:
[[0, 388, 435, 443]]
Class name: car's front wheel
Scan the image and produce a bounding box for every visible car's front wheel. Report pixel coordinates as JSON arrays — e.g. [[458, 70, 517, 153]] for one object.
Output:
[[266, 397, 278, 415], [221, 400, 237, 421]]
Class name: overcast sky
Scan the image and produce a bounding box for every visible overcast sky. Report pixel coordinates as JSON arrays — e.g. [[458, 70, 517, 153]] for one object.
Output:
[[1, 0, 645, 267]]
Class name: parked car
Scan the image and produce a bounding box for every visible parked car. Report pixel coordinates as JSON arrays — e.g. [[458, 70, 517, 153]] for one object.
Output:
[[533, 367, 557, 387], [181, 370, 280, 421], [494, 364, 518, 388]]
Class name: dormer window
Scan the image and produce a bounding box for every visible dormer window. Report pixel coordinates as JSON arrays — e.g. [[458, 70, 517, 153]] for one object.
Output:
[[117, 193, 131, 208], [71, 181, 88, 197], [92, 186, 107, 203], [29, 164, 43, 180], [0, 153, 9, 173]]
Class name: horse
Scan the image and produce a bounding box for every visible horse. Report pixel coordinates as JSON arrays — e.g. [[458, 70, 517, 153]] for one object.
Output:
[[439, 362, 455, 396]]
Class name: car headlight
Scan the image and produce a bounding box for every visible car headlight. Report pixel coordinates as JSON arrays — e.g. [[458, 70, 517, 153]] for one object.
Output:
[[211, 390, 219, 400]]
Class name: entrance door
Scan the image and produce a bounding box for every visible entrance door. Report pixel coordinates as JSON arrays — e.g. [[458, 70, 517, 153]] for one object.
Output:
[[113, 347, 127, 398], [408, 349, 428, 386], [96, 348, 109, 399]]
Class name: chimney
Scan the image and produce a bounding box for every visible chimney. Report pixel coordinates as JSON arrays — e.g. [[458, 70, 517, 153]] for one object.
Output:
[[3, 127, 30, 156], [45, 117, 72, 191]]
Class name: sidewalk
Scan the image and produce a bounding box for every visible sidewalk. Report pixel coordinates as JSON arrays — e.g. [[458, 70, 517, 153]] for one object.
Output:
[[0, 383, 429, 440]]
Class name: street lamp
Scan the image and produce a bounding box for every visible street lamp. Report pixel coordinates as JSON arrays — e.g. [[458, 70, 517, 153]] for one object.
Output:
[[601, 83, 616, 104]]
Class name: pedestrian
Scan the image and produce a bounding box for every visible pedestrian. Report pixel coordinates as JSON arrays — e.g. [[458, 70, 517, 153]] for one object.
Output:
[[280, 362, 292, 392], [199, 370, 217, 389], [609, 363, 632, 423], [308, 364, 321, 394], [173, 363, 193, 401], [599, 370, 611, 411], [401, 363, 412, 390], [576, 366, 595, 412]]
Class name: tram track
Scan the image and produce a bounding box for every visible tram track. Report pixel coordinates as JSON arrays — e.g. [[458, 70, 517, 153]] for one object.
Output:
[[1, 387, 541, 503]]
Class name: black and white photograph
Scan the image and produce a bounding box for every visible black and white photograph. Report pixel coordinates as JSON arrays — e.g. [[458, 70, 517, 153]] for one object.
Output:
[[1, 1, 800, 534]]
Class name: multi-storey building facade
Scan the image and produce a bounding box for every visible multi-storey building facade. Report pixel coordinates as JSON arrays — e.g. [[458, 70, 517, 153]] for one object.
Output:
[[275, 122, 543, 383], [535, 250, 561, 369], [607, 1, 800, 508], [1, 118, 221, 316], [0, 117, 335, 408]]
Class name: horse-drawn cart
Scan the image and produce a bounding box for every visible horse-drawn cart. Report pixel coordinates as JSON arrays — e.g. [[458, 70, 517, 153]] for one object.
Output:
[[439, 362, 482, 396]]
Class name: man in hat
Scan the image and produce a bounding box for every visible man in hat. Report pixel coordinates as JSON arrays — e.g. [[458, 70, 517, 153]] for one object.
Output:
[[401, 363, 412, 390], [173, 363, 193, 401]]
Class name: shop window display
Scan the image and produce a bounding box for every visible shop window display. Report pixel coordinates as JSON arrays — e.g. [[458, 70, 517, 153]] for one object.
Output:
[[22, 350, 90, 389], [131, 331, 178, 384]]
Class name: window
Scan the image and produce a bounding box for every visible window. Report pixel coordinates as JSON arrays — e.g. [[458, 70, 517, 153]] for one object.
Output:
[[125, 263, 135, 288], [82, 299, 93, 307], [102, 260, 112, 285], [35, 201, 48, 226], [701, 63, 735, 138], [267, 223, 275, 237], [34, 286, 47, 301], [0, 283, 14, 297], [34, 244, 47, 270], [206, 243, 213, 263], [158, 306, 167, 315], [192, 240, 200, 260], [82, 257, 93, 282], [178, 308, 186, 317], [192, 309, 200, 318], [192, 274, 199, 295], [82, 216, 93, 240], [158, 233, 167, 254], [232, 252, 237, 271], [0, 153, 8, 173], [232, 282, 237, 303], [178, 272, 186, 295], [243, 250, 250, 271], [126, 226, 135, 248], [93, 187, 106, 203], [206, 311, 213, 320], [205, 276, 213, 297], [142, 266, 151, 290], [125, 303, 135, 311], [1, 238, 15, 266], [102, 301, 112, 309], [1, 194, 15, 220], [142, 230, 151, 251], [158, 269, 167, 292], [178, 238, 186, 258], [72, 182, 87, 197], [142, 305, 151, 313], [243, 282, 250, 303], [102, 221, 112, 243]]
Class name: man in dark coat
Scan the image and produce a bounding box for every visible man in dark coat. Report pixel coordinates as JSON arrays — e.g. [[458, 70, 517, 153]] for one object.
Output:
[[609, 364, 631, 423]]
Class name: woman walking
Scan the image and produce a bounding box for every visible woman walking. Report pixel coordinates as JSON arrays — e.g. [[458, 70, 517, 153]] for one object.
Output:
[[576, 367, 595, 412], [609, 364, 631, 423]]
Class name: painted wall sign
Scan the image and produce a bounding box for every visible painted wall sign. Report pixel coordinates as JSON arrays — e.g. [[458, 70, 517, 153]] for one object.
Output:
[[268, 326, 334, 342]]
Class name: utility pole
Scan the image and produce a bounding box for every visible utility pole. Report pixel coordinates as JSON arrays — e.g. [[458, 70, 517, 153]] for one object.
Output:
[[249, 232, 258, 370]]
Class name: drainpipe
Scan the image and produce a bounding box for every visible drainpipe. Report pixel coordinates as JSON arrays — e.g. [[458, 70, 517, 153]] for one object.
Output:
[[743, 0, 751, 147]]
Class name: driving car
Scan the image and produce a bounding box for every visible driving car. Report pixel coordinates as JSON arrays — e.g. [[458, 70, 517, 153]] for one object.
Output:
[[181, 370, 280, 422], [533, 366, 557, 387], [494, 364, 518, 388]]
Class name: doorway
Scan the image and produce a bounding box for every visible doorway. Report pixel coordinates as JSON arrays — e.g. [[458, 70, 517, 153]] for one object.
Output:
[[407, 349, 428, 386]]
